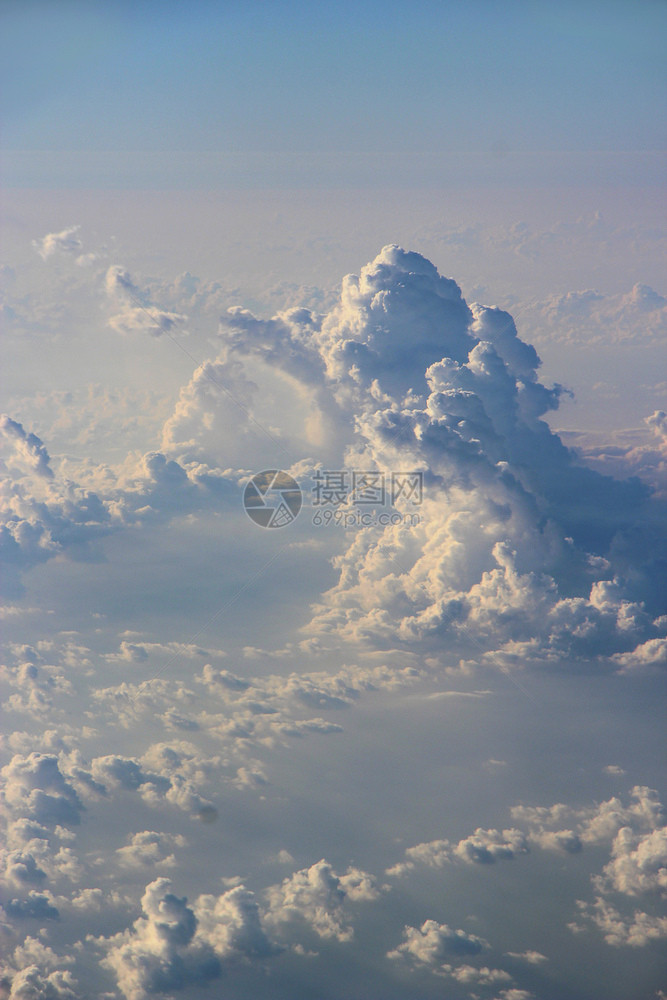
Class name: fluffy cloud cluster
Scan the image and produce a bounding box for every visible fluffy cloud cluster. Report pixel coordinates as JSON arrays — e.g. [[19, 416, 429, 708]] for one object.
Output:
[[265, 859, 381, 943], [388, 827, 528, 876], [387, 919, 487, 964], [97, 877, 275, 1000], [389, 786, 667, 951], [569, 410, 667, 499], [6, 245, 665, 669], [211, 245, 666, 670], [527, 282, 667, 346], [518, 786, 667, 948], [105, 266, 187, 337], [0, 413, 239, 599], [0, 950, 79, 1000], [32, 226, 82, 261]]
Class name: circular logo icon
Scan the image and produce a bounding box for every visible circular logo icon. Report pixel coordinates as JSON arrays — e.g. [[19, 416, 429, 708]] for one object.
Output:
[[243, 470, 302, 528]]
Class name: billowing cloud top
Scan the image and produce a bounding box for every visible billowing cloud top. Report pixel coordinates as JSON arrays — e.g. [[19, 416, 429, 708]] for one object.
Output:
[[214, 246, 665, 669]]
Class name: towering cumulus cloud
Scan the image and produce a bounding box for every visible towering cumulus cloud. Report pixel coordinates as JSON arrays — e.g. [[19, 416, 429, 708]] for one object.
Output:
[[216, 246, 666, 671]]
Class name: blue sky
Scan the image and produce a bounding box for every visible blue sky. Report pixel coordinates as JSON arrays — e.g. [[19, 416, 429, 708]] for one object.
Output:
[[2, 0, 666, 157]]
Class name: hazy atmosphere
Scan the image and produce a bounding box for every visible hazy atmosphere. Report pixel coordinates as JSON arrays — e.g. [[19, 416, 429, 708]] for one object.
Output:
[[1, 3, 666, 998]]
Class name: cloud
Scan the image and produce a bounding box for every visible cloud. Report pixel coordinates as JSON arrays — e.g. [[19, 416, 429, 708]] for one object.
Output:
[[492, 991, 535, 1000], [115, 831, 187, 869], [1, 754, 83, 829], [206, 247, 660, 669], [505, 950, 548, 964], [98, 879, 217, 999], [597, 826, 667, 896], [97, 877, 275, 1000], [105, 265, 187, 337], [525, 282, 667, 346], [0, 965, 80, 999], [388, 827, 528, 876], [88, 749, 218, 817], [3, 891, 60, 921], [573, 897, 667, 948], [441, 963, 512, 985], [193, 885, 277, 958], [387, 919, 487, 965], [510, 785, 666, 849], [33, 227, 82, 260], [265, 859, 381, 943], [568, 411, 667, 497], [1, 416, 54, 480], [5, 245, 664, 663], [506, 786, 667, 948], [454, 827, 529, 865]]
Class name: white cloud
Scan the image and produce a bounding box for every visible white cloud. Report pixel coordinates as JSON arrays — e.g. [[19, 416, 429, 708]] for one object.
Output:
[[389, 827, 528, 876], [115, 831, 187, 869], [525, 282, 666, 347], [265, 859, 381, 943], [597, 826, 667, 896], [574, 896, 667, 948], [505, 950, 547, 964], [33, 226, 82, 260], [510, 785, 666, 849], [387, 919, 487, 965], [0, 965, 80, 999], [441, 963, 512, 985], [1, 416, 54, 480], [4, 235, 666, 996], [1, 754, 83, 829], [97, 877, 275, 999]]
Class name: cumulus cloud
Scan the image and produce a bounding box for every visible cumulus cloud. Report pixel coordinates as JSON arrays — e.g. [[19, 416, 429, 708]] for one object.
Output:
[[0, 413, 239, 596], [219, 246, 666, 669], [115, 831, 187, 869], [569, 410, 667, 497], [5, 245, 664, 663], [97, 877, 274, 999], [441, 963, 512, 985], [573, 896, 667, 948], [33, 227, 82, 260], [597, 826, 667, 897], [525, 282, 667, 346], [3, 890, 60, 921], [1, 754, 83, 829], [388, 827, 528, 876], [506, 786, 667, 948], [510, 785, 666, 849], [387, 919, 487, 965], [0, 964, 80, 999], [265, 859, 381, 943], [105, 265, 187, 337], [505, 950, 548, 964], [4, 241, 666, 995], [1, 416, 54, 480], [88, 748, 218, 817]]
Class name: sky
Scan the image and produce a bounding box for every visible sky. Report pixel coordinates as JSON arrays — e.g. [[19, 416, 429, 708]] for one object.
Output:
[[1, 3, 666, 999]]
